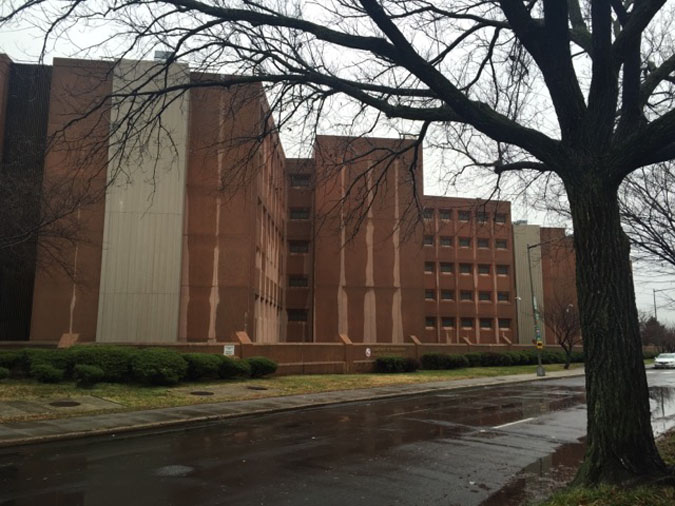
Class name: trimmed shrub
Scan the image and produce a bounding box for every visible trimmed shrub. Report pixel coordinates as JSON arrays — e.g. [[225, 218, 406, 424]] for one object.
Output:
[[246, 356, 279, 378], [0, 351, 21, 371], [420, 353, 469, 370], [31, 363, 65, 383], [479, 352, 512, 367], [183, 353, 222, 381], [0, 366, 9, 381], [73, 364, 105, 388], [68, 346, 136, 382], [569, 351, 585, 363], [219, 356, 251, 379], [130, 349, 188, 386], [373, 356, 419, 373], [22, 349, 72, 375], [464, 352, 483, 367]]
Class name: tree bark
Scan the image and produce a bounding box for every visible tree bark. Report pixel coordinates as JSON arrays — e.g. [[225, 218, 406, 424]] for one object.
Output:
[[566, 177, 668, 484]]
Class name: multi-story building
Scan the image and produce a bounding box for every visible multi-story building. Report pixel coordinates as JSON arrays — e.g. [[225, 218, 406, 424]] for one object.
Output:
[[0, 55, 576, 346]]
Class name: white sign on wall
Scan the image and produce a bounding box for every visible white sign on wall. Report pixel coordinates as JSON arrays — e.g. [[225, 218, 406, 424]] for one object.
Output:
[[223, 344, 236, 356]]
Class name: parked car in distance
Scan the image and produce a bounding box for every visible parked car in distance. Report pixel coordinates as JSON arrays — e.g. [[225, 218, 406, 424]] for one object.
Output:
[[654, 353, 675, 369]]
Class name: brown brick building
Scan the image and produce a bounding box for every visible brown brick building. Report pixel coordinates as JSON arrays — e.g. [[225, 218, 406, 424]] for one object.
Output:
[[0, 55, 576, 346]]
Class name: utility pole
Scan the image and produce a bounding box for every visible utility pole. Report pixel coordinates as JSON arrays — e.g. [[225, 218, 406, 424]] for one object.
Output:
[[653, 288, 672, 321], [527, 243, 545, 377]]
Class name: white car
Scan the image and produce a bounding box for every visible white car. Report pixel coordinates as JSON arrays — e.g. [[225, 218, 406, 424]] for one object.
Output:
[[654, 353, 675, 369]]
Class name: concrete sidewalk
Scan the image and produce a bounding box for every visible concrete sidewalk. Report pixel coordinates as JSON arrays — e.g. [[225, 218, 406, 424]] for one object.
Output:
[[0, 368, 585, 448]]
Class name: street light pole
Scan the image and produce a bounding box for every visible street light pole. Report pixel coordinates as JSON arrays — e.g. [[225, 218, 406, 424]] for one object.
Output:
[[527, 243, 545, 377], [653, 288, 672, 321]]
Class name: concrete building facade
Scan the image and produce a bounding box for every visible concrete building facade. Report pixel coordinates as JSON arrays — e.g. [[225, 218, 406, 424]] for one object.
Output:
[[0, 55, 577, 346]]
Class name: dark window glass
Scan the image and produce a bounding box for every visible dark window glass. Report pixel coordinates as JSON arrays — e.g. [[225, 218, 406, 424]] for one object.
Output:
[[423, 208, 434, 220], [290, 207, 310, 220], [423, 235, 434, 246], [288, 309, 308, 322], [424, 262, 435, 273], [440, 262, 453, 273], [460, 290, 473, 301], [480, 318, 493, 329], [479, 291, 491, 301], [425, 289, 435, 300], [290, 174, 310, 187], [478, 264, 490, 275], [477, 212, 489, 224], [496, 264, 509, 275], [498, 291, 510, 302], [440, 236, 452, 247], [425, 316, 436, 328], [477, 238, 489, 248], [441, 317, 455, 328], [459, 263, 472, 274], [498, 318, 511, 328], [289, 275, 308, 287], [458, 210, 470, 221], [441, 290, 454, 300], [496, 239, 508, 249], [440, 209, 452, 220], [461, 317, 473, 328], [459, 237, 471, 247], [495, 213, 507, 224], [289, 240, 309, 253]]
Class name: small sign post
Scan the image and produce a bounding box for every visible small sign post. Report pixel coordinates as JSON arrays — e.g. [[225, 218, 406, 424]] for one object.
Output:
[[223, 344, 235, 356]]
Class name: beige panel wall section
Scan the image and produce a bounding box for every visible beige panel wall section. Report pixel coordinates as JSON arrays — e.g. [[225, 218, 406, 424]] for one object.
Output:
[[512, 224, 546, 344], [97, 60, 189, 342]]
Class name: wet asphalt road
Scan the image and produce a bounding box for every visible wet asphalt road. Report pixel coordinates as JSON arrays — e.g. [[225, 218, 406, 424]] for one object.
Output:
[[2, 370, 675, 506]]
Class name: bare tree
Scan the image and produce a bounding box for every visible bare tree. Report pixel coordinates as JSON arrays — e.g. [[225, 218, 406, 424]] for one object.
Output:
[[543, 295, 582, 369], [3, 0, 675, 485]]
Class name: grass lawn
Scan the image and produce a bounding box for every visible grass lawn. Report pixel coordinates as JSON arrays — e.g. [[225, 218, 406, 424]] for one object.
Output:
[[541, 428, 675, 506], [0, 363, 582, 423]]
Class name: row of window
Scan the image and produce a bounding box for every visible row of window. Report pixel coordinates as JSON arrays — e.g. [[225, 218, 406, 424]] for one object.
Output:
[[424, 236, 508, 249], [290, 207, 311, 220], [289, 174, 311, 188], [426, 289, 510, 302], [424, 208, 507, 224], [424, 262, 510, 275], [426, 316, 512, 329]]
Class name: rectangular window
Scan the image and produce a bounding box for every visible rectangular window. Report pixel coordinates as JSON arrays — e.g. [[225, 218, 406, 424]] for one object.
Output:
[[498, 318, 511, 329], [440, 236, 452, 247], [289, 275, 308, 287], [496, 264, 509, 275], [440, 209, 452, 220], [460, 290, 473, 301], [425, 289, 436, 300], [495, 213, 507, 224], [497, 291, 510, 302], [289, 240, 309, 253], [425, 316, 436, 328], [479, 291, 491, 302], [477, 238, 489, 249], [459, 263, 472, 274], [458, 210, 470, 222], [461, 317, 473, 328], [290, 174, 310, 187], [480, 318, 493, 329], [288, 309, 308, 322], [477, 211, 489, 224], [423, 208, 434, 220], [441, 317, 455, 328], [496, 239, 508, 249], [441, 290, 454, 300], [440, 262, 453, 274], [459, 237, 471, 248], [423, 235, 434, 246], [424, 262, 435, 273], [290, 207, 310, 220], [478, 264, 490, 275]]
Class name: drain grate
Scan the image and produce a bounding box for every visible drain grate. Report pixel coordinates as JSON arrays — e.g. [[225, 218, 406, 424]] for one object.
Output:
[[190, 391, 215, 396], [49, 401, 81, 408]]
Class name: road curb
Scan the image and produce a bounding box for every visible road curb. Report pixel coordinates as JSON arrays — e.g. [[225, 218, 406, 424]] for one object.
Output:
[[0, 369, 586, 448]]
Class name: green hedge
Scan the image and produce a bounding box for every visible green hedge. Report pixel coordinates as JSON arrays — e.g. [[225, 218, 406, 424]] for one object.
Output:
[[373, 356, 419, 373], [68, 346, 136, 382], [130, 349, 188, 386], [419, 349, 586, 371], [31, 363, 65, 383], [420, 353, 469, 370], [246, 356, 278, 378], [73, 364, 105, 388], [0, 366, 9, 381], [22, 349, 72, 375], [183, 353, 223, 381], [220, 357, 252, 379]]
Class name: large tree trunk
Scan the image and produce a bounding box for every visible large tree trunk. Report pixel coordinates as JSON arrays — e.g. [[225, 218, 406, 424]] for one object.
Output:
[[566, 179, 668, 485]]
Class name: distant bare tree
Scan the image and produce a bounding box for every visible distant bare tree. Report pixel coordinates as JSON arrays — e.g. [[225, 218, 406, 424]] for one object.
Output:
[[543, 295, 582, 369]]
